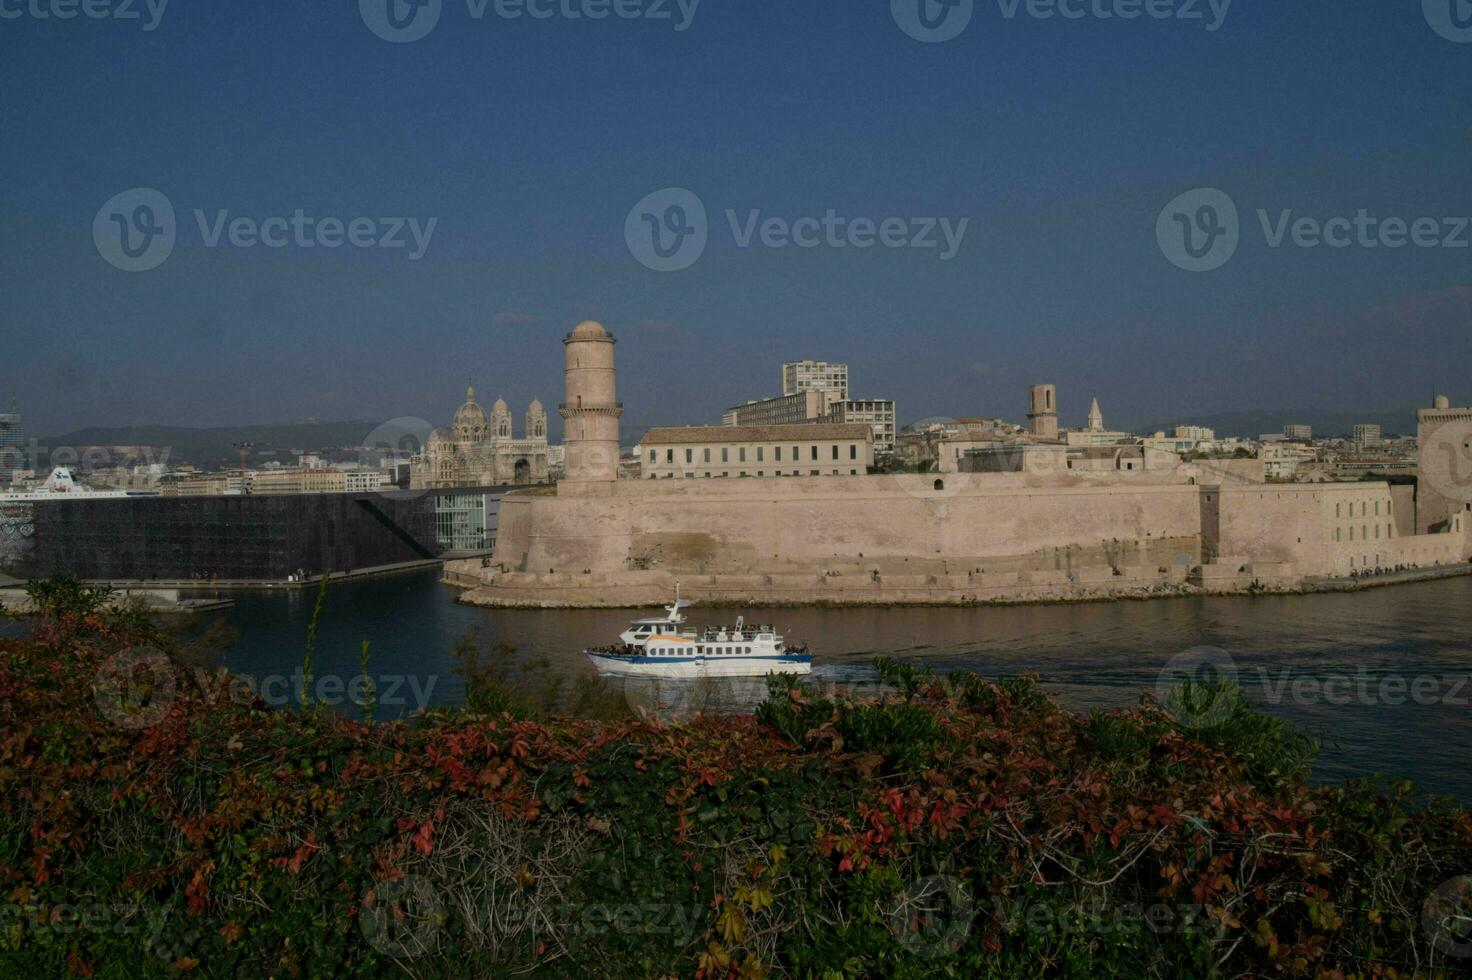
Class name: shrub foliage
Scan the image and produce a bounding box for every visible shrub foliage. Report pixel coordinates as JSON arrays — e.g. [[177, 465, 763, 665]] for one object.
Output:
[[1, 606, 1470, 977]]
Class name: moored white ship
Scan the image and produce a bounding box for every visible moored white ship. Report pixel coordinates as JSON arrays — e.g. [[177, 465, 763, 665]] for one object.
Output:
[[585, 590, 812, 678]]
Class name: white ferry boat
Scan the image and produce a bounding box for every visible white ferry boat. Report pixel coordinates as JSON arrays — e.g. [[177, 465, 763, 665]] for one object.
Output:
[[0, 468, 138, 503], [585, 590, 812, 678]]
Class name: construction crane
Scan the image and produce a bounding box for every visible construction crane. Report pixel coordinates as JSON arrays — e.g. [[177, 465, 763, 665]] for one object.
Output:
[[231, 441, 255, 494]]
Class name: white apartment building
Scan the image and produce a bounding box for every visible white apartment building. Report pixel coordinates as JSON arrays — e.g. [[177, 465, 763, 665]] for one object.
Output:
[[825, 398, 897, 455], [782, 360, 849, 399], [724, 391, 834, 428], [1262, 442, 1319, 479]]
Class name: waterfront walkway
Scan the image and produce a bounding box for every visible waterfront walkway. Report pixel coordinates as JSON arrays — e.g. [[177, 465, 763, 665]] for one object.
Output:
[[1304, 561, 1472, 593]]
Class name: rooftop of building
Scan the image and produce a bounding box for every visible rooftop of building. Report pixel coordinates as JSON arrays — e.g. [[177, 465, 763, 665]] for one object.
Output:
[[641, 423, 874, 445]]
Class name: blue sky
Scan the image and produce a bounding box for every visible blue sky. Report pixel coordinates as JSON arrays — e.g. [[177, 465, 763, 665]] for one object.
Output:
[[2, 0, 1470, 439]]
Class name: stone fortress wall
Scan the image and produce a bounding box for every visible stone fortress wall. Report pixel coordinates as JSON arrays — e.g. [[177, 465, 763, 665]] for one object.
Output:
[[452, 322, 1472, 608]]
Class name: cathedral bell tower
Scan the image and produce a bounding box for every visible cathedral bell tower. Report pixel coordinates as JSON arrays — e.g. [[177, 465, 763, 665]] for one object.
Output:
[[560, 321, 622, 483]]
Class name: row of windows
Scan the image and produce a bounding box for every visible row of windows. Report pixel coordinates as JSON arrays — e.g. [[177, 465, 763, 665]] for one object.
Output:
[[648, 646, 753, 657], [653, 444, 862, 465], [1335, 499, 1390, 518], [650, 470, 862, 479], [1335, 524, 1394, 542]]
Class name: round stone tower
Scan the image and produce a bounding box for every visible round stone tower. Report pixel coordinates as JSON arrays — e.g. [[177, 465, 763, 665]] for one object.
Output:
[[560, 320, 622, 483], [1028, 383, 1059, 441]]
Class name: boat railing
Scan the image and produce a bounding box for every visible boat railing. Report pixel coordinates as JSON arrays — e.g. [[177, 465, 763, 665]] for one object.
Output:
[[702, 626, 776, 641]]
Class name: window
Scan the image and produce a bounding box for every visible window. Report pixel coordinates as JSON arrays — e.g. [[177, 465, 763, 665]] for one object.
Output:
[[1335, 528, 1341, 542], [1350, 526, 1355, 540], [811, 469, 819, 476], [832, 445, 839, 460], [739, 448, 746, 462], [757, 471, 764, 477], [850, 444, 857, 460], [649, 449, 656, 462], [811, 446, 818, 460], [1375, 501, 1380, 516], [775, 446, 783, 461], [703, 448, 710, 463], [757, 447, 764, 462], [1335, 502, 1341, 518], [1362, 525, 1368, 540], [1374, 525, 1380, 539], [722, 448, 729, 463], [666, 449, 674, 463], [685, 449, 693, 464]]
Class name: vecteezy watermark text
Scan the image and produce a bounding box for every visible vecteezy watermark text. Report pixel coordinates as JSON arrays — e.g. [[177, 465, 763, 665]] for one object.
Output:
[[92, 648, 441, 730], [94, 188, 437, 272], [359, 0, 700, 44], [625, 188, 970, 272], [892, 0, 1231, 43], [0, 0, 168, 30], [0, 899, 172, 947], [1156, 187, 1470, 272]]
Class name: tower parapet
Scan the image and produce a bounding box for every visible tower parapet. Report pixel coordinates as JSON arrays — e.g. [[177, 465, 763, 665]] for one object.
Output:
[[560, 321, 622, 483]]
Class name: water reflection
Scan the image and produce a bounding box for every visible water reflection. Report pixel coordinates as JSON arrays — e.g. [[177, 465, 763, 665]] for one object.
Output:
[[9, 570, 1471, 802]]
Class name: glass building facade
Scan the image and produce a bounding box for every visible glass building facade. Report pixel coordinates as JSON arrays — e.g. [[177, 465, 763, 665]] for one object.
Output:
[[2, 485, 510, 581]]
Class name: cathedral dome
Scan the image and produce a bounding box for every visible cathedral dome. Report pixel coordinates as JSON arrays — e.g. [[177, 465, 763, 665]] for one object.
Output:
[[453, 387, 486, 430], [528, 398, 544, 413], [427, 426, 453, 447]]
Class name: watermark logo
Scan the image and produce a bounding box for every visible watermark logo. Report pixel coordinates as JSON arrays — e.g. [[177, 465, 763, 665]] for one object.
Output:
[[361, 874, 443, 959], [892, 0, 974, 43], [885, 875, 973, 957], [94, 187, 176, 273], [1424, 0, 1472, 43], [94, 188, 438, 272], [358, 416, 436, 499], [1156, 187, 1239, 273], [92, 646, 177, 730], [0, 0, 169, 30], [625, 187, 971, 272], [1155, 645, 1237, 730], [625, 187, 708, 272], [1416, 417, 1472, 503], [360, 0, 700, 42], [359, 0, 442, 43], [1425, 876, 1472, 958]]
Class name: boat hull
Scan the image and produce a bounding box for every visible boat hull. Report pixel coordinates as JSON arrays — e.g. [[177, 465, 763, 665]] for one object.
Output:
[[586, 652, 812, 678]]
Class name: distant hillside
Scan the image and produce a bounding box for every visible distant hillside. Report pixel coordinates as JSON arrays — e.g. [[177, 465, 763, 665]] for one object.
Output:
[[39, 421, 390, 470], [1133, 408, 1420, 440]]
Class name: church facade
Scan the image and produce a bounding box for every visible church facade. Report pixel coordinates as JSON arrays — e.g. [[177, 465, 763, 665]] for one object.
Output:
[[411, 387, 551, 488]]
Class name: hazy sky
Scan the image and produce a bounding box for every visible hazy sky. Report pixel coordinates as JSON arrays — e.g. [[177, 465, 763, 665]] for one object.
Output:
[[2, 0, 1469, 439]]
